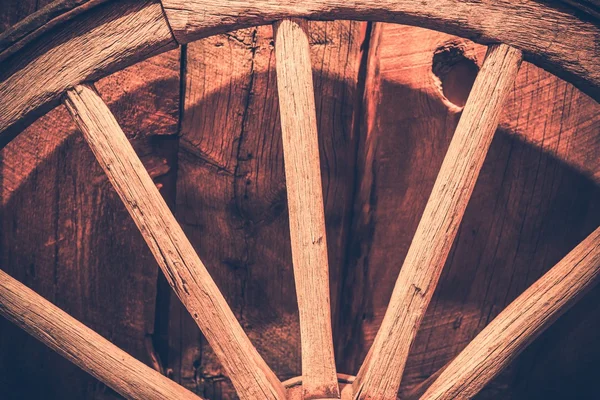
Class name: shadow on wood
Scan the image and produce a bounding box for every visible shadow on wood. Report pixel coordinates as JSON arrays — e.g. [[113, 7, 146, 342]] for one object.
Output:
[[0, 26, 599, 400]]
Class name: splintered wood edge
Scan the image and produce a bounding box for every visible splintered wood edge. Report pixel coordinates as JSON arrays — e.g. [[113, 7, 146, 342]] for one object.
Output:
[[0, 0, 598, 148], [0, 269, 204, 400]]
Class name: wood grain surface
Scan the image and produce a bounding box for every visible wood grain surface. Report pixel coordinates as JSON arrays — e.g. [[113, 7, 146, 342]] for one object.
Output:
[[0, 1, 597, 149], [0, 269, 203, 400], [421, 226, 600, 399], [352, 43, 522, 400], [1, 3, 600, 399], [160, 0, 600, 102], [172, 21, 367, 398], [335, 23, 600, 400], [0, 0, 109, 62], [0, 0, 600, 149], [0, 0, 176, 146], [64, 84, 286, 400], [274, 18, 339, 399], [0, 20, 181, 396]]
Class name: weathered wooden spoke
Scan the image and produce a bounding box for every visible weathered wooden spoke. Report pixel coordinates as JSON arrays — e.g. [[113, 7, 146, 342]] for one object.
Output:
[[421, 226, 600, 400], [0, 269, 202, 400], [274, 18, 340, 399], [352, 44, 523, 400], [63, 84, 286, 400]]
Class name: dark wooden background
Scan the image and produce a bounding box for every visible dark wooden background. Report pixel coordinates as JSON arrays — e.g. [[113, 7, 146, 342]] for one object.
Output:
[[1, 2, 600, 399]]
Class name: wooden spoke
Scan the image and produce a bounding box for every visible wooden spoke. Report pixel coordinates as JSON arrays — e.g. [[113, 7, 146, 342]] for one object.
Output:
[[63, 84, 286, 400], [352, 44, 523, 400], [421, 226, 600, 400], [0, 269, 202, 400], [274, 18, 340, 399]]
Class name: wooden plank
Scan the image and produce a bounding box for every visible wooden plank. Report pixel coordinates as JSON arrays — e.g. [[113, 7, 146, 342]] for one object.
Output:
[[173, 21, 366, 397], [273, 18, 339, 399], [336, 24, 484, 391], [63, 84, 286, 400], [421, 226, 600, 400], [159, 0, 600, 102], [0, 269, 202, 400], [0, 46, 181, 398], [0, 0, 176, 146], [352, 44, 523, 399]]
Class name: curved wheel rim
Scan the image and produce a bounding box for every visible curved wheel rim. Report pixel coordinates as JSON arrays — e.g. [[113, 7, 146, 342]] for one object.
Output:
[[0, 0, 599, 148]]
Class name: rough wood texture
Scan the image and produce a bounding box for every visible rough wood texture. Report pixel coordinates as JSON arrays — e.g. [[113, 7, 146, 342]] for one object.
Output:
[[421, 226, 600, 400], [0, 0, 176, 147], [1, 3, 599, 399], [173, 21, 366, 397], [274, 18, 339, 399], [334, 23, 600, 400], [0, 1, 597, 151], [352, 44, 523, 400], [408, 42, 600, 400], [0, 41, 181, 399], [160, 0, 600, 102], [0, 269, 202, 400], [335, 24, 480, 394], [63, 84, 286, 400], [0, 0, 109, 62]]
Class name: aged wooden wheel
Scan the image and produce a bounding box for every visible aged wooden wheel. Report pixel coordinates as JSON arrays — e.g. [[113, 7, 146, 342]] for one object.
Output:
[[0, 1, 599, 399]]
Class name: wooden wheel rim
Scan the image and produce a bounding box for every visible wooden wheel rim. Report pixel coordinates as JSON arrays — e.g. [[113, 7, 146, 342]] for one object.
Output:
[[0, 0, 599, 146], [0, 1, 599, 400]]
